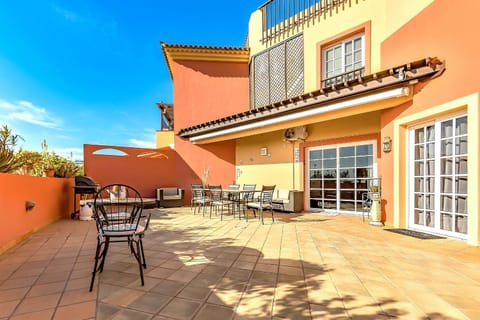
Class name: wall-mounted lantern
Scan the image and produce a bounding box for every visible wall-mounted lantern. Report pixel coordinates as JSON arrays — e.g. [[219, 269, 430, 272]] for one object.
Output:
[[25, 200, 36, 211], [383, 136, 392, 153]]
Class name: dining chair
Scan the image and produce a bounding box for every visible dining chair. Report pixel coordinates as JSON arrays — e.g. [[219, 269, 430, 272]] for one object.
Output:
[[246, 185, 276, 224], [208, 185, 234, 220], [89, 184, 151, 291], [238, 184, 256, 220], [190, 184, 206, 214]]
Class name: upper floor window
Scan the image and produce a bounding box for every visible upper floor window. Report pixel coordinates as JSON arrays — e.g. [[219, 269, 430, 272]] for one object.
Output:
[[322, 34, 365, 88], [250, 34, 304, 109]]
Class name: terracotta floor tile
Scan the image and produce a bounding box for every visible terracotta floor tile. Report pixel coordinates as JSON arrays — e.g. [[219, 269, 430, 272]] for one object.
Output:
[[53, 300, 96, 320], [0, 208, 479, 320], [159, 297, 201, 320], [8, 308, 55, 320], [0, 299, 20, 318], [194, 303, 234, 320], [13, 293, 61, 315]]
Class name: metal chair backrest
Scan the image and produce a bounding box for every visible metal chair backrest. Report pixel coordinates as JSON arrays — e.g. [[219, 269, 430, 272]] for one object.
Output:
[[93, 184, 143, 236], [191, 184, 204, 200], [228, 184, 240, 190], [208, 185, 223, 202], [242, 184, 257, 201], [260, 185, 276, 205]]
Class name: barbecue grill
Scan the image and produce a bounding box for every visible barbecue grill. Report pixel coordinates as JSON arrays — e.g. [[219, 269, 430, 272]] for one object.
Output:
[[71, 176, 100, 219]]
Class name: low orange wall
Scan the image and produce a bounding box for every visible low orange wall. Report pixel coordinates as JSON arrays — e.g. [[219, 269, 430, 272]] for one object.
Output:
[[0, 173, 74, 254]]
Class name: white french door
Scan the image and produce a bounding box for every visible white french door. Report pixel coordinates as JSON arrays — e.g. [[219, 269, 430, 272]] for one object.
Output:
[[409, 114, 468, 238]]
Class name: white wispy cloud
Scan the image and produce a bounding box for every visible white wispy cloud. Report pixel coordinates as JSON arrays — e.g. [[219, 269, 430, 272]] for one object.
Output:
[[128, 138, 156, 149], [50, 3, 118, 38], [0, 99, 60, 128], [50, 4, 84, 23], [53, 147, 84, 161]]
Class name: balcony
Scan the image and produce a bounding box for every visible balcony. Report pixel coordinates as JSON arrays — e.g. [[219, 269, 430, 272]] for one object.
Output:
[[259, 0, 348, 43]]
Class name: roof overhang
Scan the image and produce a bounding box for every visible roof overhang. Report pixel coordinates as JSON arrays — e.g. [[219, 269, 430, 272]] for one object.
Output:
[[178, 57, 445, 144], [161, 42, 250, 79]]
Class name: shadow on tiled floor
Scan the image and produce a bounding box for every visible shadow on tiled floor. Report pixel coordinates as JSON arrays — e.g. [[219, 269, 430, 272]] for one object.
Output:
[[1, 207, 480, 319]]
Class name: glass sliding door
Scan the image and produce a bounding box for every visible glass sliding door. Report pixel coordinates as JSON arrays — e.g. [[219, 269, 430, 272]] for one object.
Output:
[[410, 114, 468, 238], [308, 142, 376, 213]]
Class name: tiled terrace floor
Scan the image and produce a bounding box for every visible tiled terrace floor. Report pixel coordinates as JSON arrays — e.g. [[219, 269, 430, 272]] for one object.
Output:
[[1, 207, 480, 320]]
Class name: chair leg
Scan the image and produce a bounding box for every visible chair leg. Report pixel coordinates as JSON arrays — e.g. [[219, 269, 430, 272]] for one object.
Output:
[[99, 238, 110, 272], [129, 238, 145, 286], [89, 238, 102, 292], [139, 237, 147, 268], [260, 208, 264, 225]]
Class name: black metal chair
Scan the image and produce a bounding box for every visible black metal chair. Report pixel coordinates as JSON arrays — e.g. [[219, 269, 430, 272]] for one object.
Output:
[[191, 184, 210, 214], [89, 184, 151, 291], [246, 185, 275, 224]]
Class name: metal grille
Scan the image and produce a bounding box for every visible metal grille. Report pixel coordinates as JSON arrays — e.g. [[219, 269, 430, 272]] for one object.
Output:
[[286, 34, 304, 98], [251, 34, 304, 109], [270, 44, 286, 103], [260, 0, 349, 44], [254, 52, 270, 108]]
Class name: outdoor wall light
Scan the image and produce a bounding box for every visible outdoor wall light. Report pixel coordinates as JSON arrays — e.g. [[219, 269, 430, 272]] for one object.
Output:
[[25, 200, 36, 211], [383, 136, 392, 153]]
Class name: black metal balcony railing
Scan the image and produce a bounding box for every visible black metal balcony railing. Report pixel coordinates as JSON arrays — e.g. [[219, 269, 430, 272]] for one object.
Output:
[[321, 67, 365, 88], [259, 0, 348, 43]]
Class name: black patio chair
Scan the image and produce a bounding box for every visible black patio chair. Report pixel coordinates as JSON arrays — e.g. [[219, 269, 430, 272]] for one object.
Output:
[[89, 184, 151, 291]]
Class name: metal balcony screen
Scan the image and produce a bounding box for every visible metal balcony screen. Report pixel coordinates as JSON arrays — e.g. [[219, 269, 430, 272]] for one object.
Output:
[[251, 34, 304, 109], [259, 0, 348, 43]]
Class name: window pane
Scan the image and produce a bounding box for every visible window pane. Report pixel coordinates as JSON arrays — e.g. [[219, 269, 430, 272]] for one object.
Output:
[[310, 180, 321, 188], [440, 177, 452, 193], [334, 58, 341, 70], [426, 143, 435, 158], [334, 46, 341, 57], [455, 216, 467, 233], [354, 37, 362, 50], [354, 50, 362, 62], [326, 49, 334, 61], [415, 128, 424, 143], [310, 150, 322, 159], [357, 144, 372, 156], [326, 61, 333, 72], [441, 139, 453, 156], [456, 157, 467, 174], [323, 169, 336, 178], [356, 156, 372, 167], [441, 158, 453, 175], [324, 148, 336, 158], [339, 169, 354, 178], [441, 213, 453, 231], [345, 53, 352, 65], [415, 145, 424, 159], [340, 146, 354, 157], [345, 41, 352, 53], [456, 116, 467, 135], [356, 168, 372, 178], [441, 120, 453, 138], [426, 125, 435, 141], [456, 177, 468, 194], [455, 137, 467, 155], [340, 158, 354, 168]]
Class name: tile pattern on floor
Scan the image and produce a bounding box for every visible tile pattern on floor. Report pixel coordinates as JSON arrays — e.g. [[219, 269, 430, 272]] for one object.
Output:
[[0, 207, 479, 319]]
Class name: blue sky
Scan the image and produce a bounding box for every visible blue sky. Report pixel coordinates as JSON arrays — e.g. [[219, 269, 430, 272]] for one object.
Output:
[[0, 1, 262, 160]]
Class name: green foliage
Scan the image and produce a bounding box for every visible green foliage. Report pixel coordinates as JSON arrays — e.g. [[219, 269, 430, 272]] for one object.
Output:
[[0, 125, 25, 173], [2, 130, 81, 177]]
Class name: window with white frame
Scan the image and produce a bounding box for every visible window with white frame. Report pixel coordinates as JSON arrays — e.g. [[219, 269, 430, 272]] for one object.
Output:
[[322, 34, 365, 87]]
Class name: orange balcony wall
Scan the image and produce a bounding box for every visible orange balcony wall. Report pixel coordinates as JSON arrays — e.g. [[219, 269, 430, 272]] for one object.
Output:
[[0, 173, 74, 254]]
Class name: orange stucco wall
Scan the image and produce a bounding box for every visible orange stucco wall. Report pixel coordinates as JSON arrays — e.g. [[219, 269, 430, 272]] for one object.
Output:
[[172, 60, 249, 127], [169, 59, 248, 196], [0, 173, 74, 254], [380, 0, 480, 225], [83, 144, 180, 198]]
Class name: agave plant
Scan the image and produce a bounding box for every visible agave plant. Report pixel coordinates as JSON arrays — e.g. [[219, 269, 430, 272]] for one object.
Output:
[[0, 125, 25, 173]]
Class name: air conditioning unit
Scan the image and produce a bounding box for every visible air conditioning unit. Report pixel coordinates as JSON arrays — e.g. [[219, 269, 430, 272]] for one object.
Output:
[[283, 126, 308, 141]]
